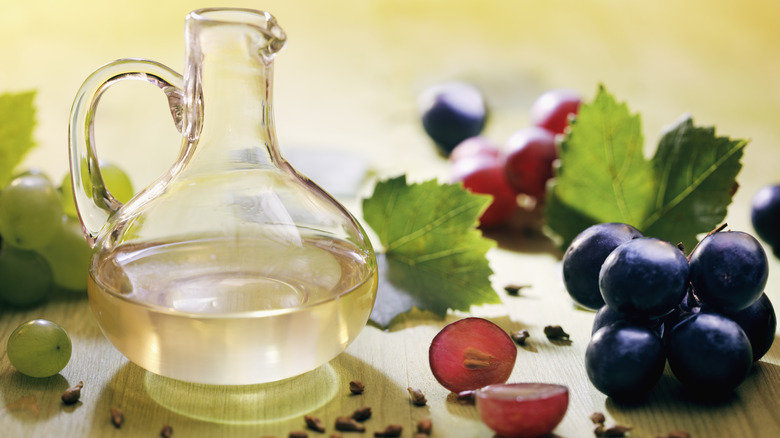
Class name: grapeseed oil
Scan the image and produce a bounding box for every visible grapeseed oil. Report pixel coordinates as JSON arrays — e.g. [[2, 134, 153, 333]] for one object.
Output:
[[88, 236, 377, 385]]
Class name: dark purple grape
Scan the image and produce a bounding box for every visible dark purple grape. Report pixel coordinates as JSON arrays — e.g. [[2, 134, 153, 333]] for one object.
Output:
[[592, 304, 661, 336], [418, 82, 488, 156], [751, 184, 780, 254], [689, 231, 768, 312], [661, 300, 699, 345], [599, 237, 689, 319], [724, 293, 776, 362], [562, 223, 643, 310], [585, 321, 665, 400], [592, 305, 623, 335], [666, 312, 753, 397]]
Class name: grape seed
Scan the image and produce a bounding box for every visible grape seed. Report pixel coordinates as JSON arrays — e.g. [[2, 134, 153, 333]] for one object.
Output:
[[349, 380, 365, 395], [110, 406, 124, 428], [407, 387, 427, 406], [61, 381, 83, 405], [304, 415, 326, 433]]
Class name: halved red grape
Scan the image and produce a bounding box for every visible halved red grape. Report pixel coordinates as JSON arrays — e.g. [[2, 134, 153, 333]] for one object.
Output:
[[476, 383, 569, 438], [530, 88, 581, 135], [428, 317, 517, 393], [451, 155, 518, 227]]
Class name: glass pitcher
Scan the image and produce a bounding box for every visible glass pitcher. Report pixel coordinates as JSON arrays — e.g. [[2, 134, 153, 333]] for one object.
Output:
[[68, 8, 378, 385]]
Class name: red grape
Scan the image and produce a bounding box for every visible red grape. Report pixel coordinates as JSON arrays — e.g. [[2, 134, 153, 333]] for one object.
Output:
[[449, 136, 502, 163], [530, 89, 581, 135], [451, 154, 518, 227], [476, 383, 569, 438], [504, 126, 558, 200], [428, 317, 517, 393]]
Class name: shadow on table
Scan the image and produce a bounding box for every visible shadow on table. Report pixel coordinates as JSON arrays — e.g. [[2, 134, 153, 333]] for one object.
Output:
[[0, 371, 70, 422], [482, 221, 563, 258], [605, 362, 780, 437], [90, 350, 399, 437]]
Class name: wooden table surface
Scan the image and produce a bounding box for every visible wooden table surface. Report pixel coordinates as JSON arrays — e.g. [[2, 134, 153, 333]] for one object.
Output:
[[2, 1, 780, 437]]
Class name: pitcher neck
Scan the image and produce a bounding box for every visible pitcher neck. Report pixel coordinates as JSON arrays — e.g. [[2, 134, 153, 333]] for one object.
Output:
[[182, 9, 286, 168]]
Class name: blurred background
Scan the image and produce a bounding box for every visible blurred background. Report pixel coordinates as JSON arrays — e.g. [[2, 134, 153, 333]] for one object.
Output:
[[1, 0, 779, 232]]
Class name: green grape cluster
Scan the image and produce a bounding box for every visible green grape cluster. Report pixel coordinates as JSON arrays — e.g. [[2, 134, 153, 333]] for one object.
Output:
[[0, 163, 133, 308]]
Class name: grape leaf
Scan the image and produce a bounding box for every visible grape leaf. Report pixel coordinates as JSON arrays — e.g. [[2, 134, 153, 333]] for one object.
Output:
[[643, 117, 745, 249], [0, 90, 37, 188], [362, 175, 501, 327], [553, 85, 655, 227], [546, 85, 746, 251]]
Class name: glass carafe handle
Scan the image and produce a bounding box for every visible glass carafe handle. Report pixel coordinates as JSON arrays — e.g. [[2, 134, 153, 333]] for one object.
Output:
[[68, 59, 184, 245]]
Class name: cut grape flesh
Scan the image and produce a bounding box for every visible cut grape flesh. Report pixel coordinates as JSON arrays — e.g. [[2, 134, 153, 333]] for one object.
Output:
[[428, 317, 517, 393], [476, 383, 569, 438]]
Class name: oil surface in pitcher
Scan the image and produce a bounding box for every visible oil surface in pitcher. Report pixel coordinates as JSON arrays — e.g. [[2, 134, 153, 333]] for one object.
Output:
[[88, 236, 378, 385]]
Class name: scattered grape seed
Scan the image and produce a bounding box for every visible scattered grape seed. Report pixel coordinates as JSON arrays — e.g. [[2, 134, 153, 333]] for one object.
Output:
[[504, 284, 529, 296], [511, 329, 530, 345], [544, 325, 570, 340], [305, 415, 326, 433], [289, 431, 308, 438], [407, 387, 427, 406], [374, 424, 403, 437], [335, 416, 366, 432], [110, 406, 124, 428], [589, 412, 606, 425], [160, 424, 173, 438], [352, 406, 372, 421], [416, 418, 433, 435], [349, 380, 365, 395], [61, 381, 83, 404]]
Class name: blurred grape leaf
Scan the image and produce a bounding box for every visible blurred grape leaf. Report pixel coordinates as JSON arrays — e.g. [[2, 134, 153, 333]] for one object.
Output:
[[0, 91, 37, 188], [362, 175, 500, 328], [546, 85, 746, 251]]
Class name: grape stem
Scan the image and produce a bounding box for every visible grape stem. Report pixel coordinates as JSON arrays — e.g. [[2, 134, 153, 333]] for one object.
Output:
[[686, 222, 728, 260]]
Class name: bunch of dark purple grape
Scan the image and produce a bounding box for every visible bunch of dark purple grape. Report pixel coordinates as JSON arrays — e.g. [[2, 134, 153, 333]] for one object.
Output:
[[563, 223, 776, 400], [752, 183, 780, 258]]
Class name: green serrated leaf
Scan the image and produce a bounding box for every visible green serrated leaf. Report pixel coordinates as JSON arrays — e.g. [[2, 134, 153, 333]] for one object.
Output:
[[545, 85, 746, 252], [543, 183, 599, 249], [0, 90, 37, 188], [642, 116, 746, 250], [554, 85, 655, 227], [362, 175, 500, 327]]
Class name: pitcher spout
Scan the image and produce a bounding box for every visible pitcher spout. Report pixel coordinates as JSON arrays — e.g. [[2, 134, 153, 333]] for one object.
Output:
[[187, 8, 287, 60]]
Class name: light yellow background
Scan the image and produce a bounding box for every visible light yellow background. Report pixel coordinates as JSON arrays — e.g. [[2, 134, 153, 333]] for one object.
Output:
[[2, 1, 780, 437]]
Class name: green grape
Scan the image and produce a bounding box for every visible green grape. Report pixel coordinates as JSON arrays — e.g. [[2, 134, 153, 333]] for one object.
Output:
[[59, 173, 78, 219], [13, 167, 53, 181], [0, 174, 63, 249], [59, 160, 134, 218], [7, 319, 72, 378], [100, 162, 134, 204], [0, 242, 54, 307], [39, 215, 91, 292]]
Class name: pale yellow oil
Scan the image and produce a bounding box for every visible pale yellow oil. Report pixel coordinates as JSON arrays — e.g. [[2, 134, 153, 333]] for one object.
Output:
[[88, 236, 377, 385]]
